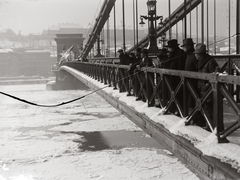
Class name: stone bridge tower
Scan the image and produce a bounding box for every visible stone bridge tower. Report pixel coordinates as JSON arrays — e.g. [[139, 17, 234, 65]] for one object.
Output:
[[54, 34, 85, 62]]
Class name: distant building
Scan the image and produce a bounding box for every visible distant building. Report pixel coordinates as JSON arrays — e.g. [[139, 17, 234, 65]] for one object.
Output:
[[46, 23, 85, 36], [0, 48, 56, 77]]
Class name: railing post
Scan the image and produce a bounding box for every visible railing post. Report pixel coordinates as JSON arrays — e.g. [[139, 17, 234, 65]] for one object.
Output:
[[126, 70, 131, 96], [104, 66, 107, 85], [107, 66, 111, 87], [211, 74, 224, 142], [113, 67, 117, 90], [94, 64, 97, 80], [98, 64, 101, 81], [118, 68, 126, 92], [147, 71, 155, 107], [228, 57, 234, 96], [161, 74, 168, 107], [183, 76, 188, 117], [237, 71, 240, 103], [100, 64, 104, 83]]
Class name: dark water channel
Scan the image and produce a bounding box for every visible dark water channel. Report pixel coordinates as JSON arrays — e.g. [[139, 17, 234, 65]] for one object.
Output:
[[17, 124, 165, 152], [70, 130, 165, 151]]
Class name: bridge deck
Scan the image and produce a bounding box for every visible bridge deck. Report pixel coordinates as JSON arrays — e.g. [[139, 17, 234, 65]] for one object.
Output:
[[60, 65, 240, 179]]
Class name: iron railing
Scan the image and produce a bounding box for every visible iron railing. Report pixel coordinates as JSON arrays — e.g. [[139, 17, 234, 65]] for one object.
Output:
[[61, 57, 240, 143]]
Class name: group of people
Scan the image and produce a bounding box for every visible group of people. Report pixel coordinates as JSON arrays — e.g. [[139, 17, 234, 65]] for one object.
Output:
[[117, 47, 154, 103], [117, 38, 222, 132]]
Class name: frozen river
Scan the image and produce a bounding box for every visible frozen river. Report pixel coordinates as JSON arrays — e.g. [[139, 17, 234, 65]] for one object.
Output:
[[0, 84, 199, 180]]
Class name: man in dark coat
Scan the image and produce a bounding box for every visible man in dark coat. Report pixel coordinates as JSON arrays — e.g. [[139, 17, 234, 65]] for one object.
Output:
[[157, 48, 169, 68], [132, 48, 142, 97], [127, 52, 137, 95], [166, 39, 186, 71], [181, 38, 197, 72], [181, 38, 198, 112], [128, 52, 138, 76], [118, 49, 129, 65], [156, 48, 169, 107], [166, 39, 186, 114], [194, 43, 224, 132], [136, 49, 154, 105], [118, 49, 129, 92]]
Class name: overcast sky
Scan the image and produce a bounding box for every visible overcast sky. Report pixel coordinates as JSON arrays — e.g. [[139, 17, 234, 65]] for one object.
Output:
[[0, 0, 183, 35], [0, 0, 235, 36]]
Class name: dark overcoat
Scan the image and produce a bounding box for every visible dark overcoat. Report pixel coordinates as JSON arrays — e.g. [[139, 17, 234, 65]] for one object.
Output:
[[167, 48, 186, 90], [168, 47, 186, 70], [197, 54, 219, 96], [128, 56, 140, 75], [185, 50, 198, 71], [197, 53, 224, 131], [184, 50, 199, 108], [119, 53, 129, 65], [138, 56, 154, 105], [138, 56, 154, 86]]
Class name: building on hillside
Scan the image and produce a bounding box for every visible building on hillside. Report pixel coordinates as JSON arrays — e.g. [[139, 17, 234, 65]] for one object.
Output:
[[0, 48, 56, 77], [0, 49, 20, 76], [37, 23, 86, 58]]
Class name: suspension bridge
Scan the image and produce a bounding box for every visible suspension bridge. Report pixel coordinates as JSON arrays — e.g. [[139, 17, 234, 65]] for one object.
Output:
[[52, 0, 240, 179]]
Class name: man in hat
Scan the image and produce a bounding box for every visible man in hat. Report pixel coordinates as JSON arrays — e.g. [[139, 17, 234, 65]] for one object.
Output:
[[166, 39, 186, 70], [165, 39, 186, 115], [181, 38, 198, 114], [129, 48, 142, 96], [181, 38, 197, 71], [194, 43, 225, 133], [118, 49, 129, 65]]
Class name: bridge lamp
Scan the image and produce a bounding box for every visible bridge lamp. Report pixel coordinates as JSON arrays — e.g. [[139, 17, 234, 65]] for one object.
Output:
[[147, 0, 156, 15], [139, 0, 163, 55], [139, 17, 145, 27], [159, 32, 167, 48], [158, 16, 163, 27]]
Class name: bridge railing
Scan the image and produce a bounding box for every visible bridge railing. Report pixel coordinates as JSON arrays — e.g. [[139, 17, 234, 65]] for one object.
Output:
[[62, 59, 240, 143]]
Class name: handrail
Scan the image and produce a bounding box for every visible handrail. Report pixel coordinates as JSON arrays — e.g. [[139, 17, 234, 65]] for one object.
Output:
[[61, 60, 240, 143]]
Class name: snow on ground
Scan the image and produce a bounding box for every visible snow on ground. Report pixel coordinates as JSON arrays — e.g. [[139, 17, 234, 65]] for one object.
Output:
[[0, 148, 198, 180], [66, 66, 240, 172], [0, 84, 199, 180]]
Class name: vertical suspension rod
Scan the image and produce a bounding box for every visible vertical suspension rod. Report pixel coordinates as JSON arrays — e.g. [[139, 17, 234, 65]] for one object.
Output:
[[114, 5, 117, 57], [122, 0, 126, 50]]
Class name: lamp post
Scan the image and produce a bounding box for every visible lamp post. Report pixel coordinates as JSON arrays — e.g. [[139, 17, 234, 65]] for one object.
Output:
[[140, 0, 163, 55], [95, 34, 104, 57]]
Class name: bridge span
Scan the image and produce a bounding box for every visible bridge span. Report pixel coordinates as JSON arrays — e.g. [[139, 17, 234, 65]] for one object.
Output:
[[50, 0, 240, 179], [51, 62, 240, 180]]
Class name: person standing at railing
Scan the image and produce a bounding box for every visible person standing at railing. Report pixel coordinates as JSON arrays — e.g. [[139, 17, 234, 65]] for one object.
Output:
[[155, 48, 169, 108], [157, 48, 169, 68], [127, 52, 138, 95], [194, 43, 224, 132], [131, 48, 142, 97], [118, 49, 129, 93], [166, 39, 187, 115], [136, 49, 154, 106], [181, 38, 198, 115]]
